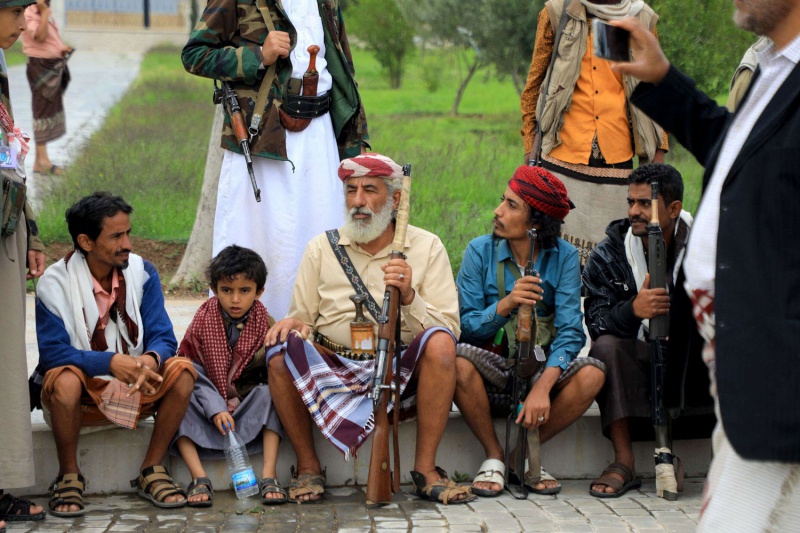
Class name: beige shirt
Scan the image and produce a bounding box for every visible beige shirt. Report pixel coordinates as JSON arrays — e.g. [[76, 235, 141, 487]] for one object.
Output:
[[288, 225, 461, 348]]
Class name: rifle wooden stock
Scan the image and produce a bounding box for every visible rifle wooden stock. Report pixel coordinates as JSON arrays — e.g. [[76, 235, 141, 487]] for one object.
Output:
[[366, 167, 411, 505]]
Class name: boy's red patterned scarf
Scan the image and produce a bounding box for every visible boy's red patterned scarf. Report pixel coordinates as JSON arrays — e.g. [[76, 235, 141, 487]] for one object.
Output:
[[178, 297, 270, 410]]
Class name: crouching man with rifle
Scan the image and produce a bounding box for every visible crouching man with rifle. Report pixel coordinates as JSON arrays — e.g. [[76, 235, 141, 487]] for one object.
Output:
[[454, 165, 606, 498], [265, 153, 473, 505], [584, 164, 714, 499]]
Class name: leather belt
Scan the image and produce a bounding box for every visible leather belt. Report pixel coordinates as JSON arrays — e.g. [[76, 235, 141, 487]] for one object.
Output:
[[314, 332, 375, 361], [282, 92, 330, 120]]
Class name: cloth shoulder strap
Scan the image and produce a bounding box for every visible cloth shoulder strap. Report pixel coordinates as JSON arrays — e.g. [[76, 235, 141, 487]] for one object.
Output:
[[325, 229, 381, 323], [250, 0, 281, 138]]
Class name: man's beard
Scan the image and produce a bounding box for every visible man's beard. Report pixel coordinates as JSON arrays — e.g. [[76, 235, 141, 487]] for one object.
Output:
[[340, 199, 395, 244], [734, 0, 792, 36]]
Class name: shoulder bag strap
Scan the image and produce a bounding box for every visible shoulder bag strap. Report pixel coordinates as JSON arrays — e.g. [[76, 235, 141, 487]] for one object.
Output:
[[325, 229, 382, 323], [250, 0, 281, 139]]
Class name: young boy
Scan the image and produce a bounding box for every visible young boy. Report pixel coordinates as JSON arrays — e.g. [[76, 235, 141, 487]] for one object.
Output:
[[170, 245, 284, 505]]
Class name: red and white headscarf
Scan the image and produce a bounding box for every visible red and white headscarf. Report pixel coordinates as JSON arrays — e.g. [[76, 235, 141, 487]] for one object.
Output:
[[509, 165, 575, 222], [338, 153, 404, 181]]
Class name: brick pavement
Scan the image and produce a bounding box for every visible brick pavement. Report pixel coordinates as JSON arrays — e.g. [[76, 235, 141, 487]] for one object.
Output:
[[6, 479, 703, 532]]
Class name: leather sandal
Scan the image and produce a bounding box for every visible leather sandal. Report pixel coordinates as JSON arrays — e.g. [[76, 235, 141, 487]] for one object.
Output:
[[589, 462, 642, 498], [186, 477, 213, 508], [48, 473, 86, 518], [260, 477, 288, 505], [287, 466, 326, 504], [130, 465, 187, 509], [410, 466, 476, 505], [471, 458, 505, 497], [0, 490, 46, 521]]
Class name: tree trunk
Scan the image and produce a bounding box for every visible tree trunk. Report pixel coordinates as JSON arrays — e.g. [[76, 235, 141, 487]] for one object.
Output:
[[450, 54, 481, 116], [512, 70, 525, 96], [170, 105, 223, 286]]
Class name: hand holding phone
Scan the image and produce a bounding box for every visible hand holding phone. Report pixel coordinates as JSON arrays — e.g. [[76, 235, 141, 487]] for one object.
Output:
[[592, 19, 631, 62]]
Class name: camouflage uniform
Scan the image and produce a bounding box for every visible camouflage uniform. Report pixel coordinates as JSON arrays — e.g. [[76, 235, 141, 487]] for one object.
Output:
[[182, 0, 369, 161]]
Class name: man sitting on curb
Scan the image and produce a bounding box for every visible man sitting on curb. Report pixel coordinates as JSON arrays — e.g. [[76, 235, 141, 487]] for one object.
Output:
[[455, 165, 605, 497], [583, 164, 712, 497], [31, 192, 197, 516], [266, 153, 474, 505]]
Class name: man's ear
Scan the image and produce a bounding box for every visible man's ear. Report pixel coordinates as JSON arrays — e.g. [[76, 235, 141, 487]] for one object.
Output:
[[256, 287, 265, 300], [667, 199, 682, 220], [76, 234, 93, 254], [392, 189, 401, 211]]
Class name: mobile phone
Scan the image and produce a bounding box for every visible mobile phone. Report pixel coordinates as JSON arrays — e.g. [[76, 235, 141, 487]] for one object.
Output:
[[592, 19, 630, 62]]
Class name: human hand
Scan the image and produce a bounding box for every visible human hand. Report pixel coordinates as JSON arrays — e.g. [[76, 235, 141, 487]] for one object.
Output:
[[515, 384, 551, 430], [27, 249, 45, 280], [382, 257, 414, 305], [110, 353, 162, 396], [261, 31, 291, 66], [632, 273, 670, 319], [607, 18, 670, 84], [265, 318, 310, 346], [212, 412, 235, 435]]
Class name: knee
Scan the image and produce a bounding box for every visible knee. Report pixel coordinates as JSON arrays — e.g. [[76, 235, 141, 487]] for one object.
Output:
[[421, 332, 456, 370], [174, 369, 195, 397], [455, 356, 478, 387], [268, 352, 289, 377], [576, 365, 606, 399], [50, 370, 82, 407]]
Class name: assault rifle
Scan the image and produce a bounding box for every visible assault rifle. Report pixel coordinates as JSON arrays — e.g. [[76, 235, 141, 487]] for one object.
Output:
[[648, 181, 679, 500], [505, 228, 547, 499], [365, 164, 411, 505], [213, 80, 261, 202]]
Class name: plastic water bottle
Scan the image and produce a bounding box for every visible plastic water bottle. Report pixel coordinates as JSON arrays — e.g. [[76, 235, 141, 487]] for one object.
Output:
[[224, 426, 258, 499]]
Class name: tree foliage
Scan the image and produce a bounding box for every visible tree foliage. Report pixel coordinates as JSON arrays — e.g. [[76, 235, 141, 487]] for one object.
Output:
[[648, 0, 754, 96], [346, 0, 414, 89]]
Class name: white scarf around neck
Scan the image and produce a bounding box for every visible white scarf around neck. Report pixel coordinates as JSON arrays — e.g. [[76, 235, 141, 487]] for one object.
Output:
[[624, 210, 692, 340], [37, 251, 147, 355], [580, 0, 645, 20]]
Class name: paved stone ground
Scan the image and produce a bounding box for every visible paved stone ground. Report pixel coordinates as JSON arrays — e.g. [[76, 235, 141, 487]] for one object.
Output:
[[6, 479, 703, 532]]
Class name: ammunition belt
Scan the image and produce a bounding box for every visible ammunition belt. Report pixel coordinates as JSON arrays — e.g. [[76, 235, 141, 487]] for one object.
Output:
[[314, 331, 375, 361], [282, 92, 331, 120]]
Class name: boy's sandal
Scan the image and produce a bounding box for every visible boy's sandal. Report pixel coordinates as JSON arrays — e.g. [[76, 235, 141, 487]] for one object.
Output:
[[589, 462, 642, 498], [411, 466, 476, 505], [0, 490, 47, 521], [186, 477, 214, 508], [287, 466, 326, 504], [259, 477, 288, 505], [48, 473, 86, 518], [130, 465, 187, 509], [471, 458, 505, 497]]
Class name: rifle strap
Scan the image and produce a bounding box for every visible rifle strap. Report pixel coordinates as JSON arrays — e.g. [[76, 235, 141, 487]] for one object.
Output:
[[326, 229, 382, 323], [531, 3, 571, 163], [251, 0, 282, 139], [392, 307, 402, 493]]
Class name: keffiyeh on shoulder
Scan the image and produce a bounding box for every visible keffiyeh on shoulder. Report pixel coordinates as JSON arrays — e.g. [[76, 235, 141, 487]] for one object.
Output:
[[179, 298, 270, 411]]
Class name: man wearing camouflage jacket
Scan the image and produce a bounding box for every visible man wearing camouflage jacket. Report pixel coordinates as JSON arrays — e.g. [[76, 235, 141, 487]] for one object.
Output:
[[182, 0, 369, 319]]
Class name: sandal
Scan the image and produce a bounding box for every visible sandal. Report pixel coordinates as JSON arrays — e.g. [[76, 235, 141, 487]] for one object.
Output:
[[410, 467, 476, 505], [260, 477, 288, 505], [472, 458, 505, 497], [0, 490, 46, 522], [589, 462, 642, 498], [287, 466, 326, 504], [33, 164, 63, 176], [130, 465, 187, 509], [48, 473, 86, 518], [186, 477, 213, 508], [508, 466, 562, 495]]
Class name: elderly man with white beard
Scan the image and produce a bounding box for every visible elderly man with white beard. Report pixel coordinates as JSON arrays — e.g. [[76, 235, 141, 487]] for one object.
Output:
[[265, 153, 474, 505]]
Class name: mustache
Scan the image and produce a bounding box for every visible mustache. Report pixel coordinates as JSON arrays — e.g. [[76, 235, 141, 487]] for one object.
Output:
[[348, 207, 374, 217], [493, 216, 504, 229], [629, 217, 648, 224], [116, 249, 132, 256]]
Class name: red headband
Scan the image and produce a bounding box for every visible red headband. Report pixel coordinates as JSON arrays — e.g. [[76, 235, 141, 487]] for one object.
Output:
[[508, 166, 575, 221]]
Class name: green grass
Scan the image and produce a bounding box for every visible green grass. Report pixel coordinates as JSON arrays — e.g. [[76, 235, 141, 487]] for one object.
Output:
[[4, 41, 27, 67], [33, 44, 705, 274], [35, 45, 213, 244]]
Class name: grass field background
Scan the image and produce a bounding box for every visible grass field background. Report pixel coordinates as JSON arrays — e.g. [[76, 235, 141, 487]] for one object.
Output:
[[35, 45, 705, 275]]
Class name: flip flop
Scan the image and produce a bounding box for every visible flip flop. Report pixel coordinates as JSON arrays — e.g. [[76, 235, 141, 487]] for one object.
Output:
[[508, 466, 562, 495], [471, 458, 505, 497], [589, 462, 642, 498]]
